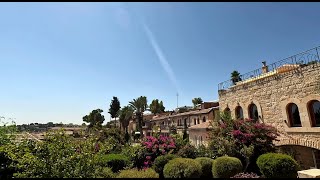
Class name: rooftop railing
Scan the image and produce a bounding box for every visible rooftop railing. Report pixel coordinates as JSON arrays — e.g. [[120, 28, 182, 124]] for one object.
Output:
[[218, 46, 320, 90]]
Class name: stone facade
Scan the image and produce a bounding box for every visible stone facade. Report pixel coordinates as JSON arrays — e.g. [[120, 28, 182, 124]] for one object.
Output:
[[218, 62, 320, 169]]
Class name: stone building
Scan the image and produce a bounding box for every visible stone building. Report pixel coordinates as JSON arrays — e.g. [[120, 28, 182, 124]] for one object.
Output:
[[218, 46, 320, 169], [127, 102, 220, 147]]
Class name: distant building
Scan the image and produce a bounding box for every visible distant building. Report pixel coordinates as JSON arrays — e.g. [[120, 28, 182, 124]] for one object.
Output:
[[128, 102, 220, 147]]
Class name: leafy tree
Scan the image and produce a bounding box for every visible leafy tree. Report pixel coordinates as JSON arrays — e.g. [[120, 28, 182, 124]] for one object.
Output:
[[129, 96, 148, 136], [119, 106, 134, 133], [149, 99, 165, 115], [83, 109, 105, 128], [108, 97, 121, 128], [47, 122, 54, 127], [159, 101, 165, 112], [192, 97, 203, 108]]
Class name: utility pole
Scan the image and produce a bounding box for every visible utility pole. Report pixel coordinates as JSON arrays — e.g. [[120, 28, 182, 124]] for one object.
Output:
[[176, 93, 179, 108]]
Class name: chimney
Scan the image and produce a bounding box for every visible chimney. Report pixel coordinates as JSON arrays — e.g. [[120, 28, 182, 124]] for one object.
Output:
[[262, 61, 268, 73]]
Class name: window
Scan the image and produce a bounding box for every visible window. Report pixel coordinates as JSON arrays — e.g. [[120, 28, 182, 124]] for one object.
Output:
[[203, 116, 206, 123], [287, 103, 302, 127], [197, 118, 200, 124], [194, 119, 196, 125], [248, 103, 259, 121], [308, 100, 320, 127], [235, 106, 244, 119]]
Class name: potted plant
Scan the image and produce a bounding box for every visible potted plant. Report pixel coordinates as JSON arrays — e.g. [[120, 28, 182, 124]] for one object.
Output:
[[231, 70, 241, 85]]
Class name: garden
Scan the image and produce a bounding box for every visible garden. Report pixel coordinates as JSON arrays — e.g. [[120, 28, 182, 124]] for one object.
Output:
[[0, 114, 301, 178]]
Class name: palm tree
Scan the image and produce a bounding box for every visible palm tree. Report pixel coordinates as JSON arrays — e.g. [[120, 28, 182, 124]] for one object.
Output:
[[192, 97, 203, 108], [231, 70, 241, 85], [129, 96, 148, 137], [118, 105, 134, 133]]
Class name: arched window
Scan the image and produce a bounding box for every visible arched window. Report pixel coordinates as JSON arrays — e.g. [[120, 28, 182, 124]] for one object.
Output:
[[308, 100, 320, 127], [194, 119, 196, 125], [287, 103, 302, 127], [235, 106, 244, 119], [248, 103, 259, 121], [203, 116, 206, 123], [197, 118, 200, 124]]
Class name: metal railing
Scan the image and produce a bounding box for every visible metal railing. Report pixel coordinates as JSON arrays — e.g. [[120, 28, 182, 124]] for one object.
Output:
[[218, 46, 320, 90]]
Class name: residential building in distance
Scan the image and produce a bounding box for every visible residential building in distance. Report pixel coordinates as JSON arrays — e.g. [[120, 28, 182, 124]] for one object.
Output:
[[128, 101, 220, 147]]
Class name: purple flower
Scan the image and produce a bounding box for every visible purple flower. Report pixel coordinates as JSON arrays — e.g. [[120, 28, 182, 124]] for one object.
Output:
[[146, 156, 152, 160]]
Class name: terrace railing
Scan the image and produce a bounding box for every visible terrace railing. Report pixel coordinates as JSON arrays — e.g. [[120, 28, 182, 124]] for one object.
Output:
[[218, 46, 320, 90]]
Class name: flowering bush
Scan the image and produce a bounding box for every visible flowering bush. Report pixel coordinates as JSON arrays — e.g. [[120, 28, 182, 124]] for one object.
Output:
[[209, 116, 279, 174], [231, 172, 260, 178], [231, 119, 279, 147], [141, 135, 176, 168]]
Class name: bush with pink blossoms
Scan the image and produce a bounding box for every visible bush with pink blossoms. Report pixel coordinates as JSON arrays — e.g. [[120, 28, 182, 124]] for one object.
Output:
[[141, 135, 176, 168], [208, 114, 279, 174]]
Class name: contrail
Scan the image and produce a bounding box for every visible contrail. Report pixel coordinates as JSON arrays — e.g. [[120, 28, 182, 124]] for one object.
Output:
[[142, 23, 181, 94]]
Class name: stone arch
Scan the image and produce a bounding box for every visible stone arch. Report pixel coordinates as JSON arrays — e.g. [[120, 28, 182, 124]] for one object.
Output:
[[232, 102, 247, 119], [245, 99, 263, 123], [279, 97, 307, 127], [274, 137, 320, 150], [301, 94, 320, 127]]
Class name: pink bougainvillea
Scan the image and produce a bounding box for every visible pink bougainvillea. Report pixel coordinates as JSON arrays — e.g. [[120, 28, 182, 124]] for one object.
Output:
[[141, 135, 176, 168], [230, 118, 279, 146]]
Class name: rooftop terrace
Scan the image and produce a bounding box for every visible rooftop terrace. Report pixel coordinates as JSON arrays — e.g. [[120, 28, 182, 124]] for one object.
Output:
[[218, 46, 320, 90]]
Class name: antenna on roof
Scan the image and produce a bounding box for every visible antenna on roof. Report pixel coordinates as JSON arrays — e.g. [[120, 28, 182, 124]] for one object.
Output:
[[176, 93, 179, 108]]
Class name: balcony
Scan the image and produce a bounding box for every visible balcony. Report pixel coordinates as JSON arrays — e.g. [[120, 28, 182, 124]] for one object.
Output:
[[160, 125, 169, 130], [218, 46, 320, 91]]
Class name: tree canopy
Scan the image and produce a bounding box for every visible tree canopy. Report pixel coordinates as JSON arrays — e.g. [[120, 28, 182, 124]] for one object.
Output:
[[108, 96, 121, 120], [192, 97, 203, 108], [149, 99, 165, 115], [118, 105, 134, 132], [83, 109, 105, 128]]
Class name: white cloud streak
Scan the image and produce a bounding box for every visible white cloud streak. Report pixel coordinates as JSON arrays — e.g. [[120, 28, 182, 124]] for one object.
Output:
[[142, 23, 181, 94]]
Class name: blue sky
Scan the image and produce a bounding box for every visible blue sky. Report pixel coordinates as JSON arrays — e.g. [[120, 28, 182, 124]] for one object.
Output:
[[1, 2, 320, 125]]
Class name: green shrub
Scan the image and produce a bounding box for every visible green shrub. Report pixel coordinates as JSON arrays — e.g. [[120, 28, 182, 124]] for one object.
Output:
[[163, 158, 202, 178], [121, 144, 146, 169], [196, 144, 215, 158], [171, 134, 188, 153], [95, 154, 130, 173], [195, 157, 214, 178], [257, 153, 299, 178], [177, 144, 197, 159], [152, 154, 179, 178], [212, 156, 243, 178], [93, 167, 115, 178], [117, 168, 159, 178]]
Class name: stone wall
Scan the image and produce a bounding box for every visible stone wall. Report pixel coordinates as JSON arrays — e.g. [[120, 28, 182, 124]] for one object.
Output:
[[189, 129, 210, 147], [278, 145, 317, 169], [218, 63, 320, 149]]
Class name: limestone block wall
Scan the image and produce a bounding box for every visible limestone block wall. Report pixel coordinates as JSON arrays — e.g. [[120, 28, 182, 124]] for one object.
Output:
[[218, 64, 320, 149]]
